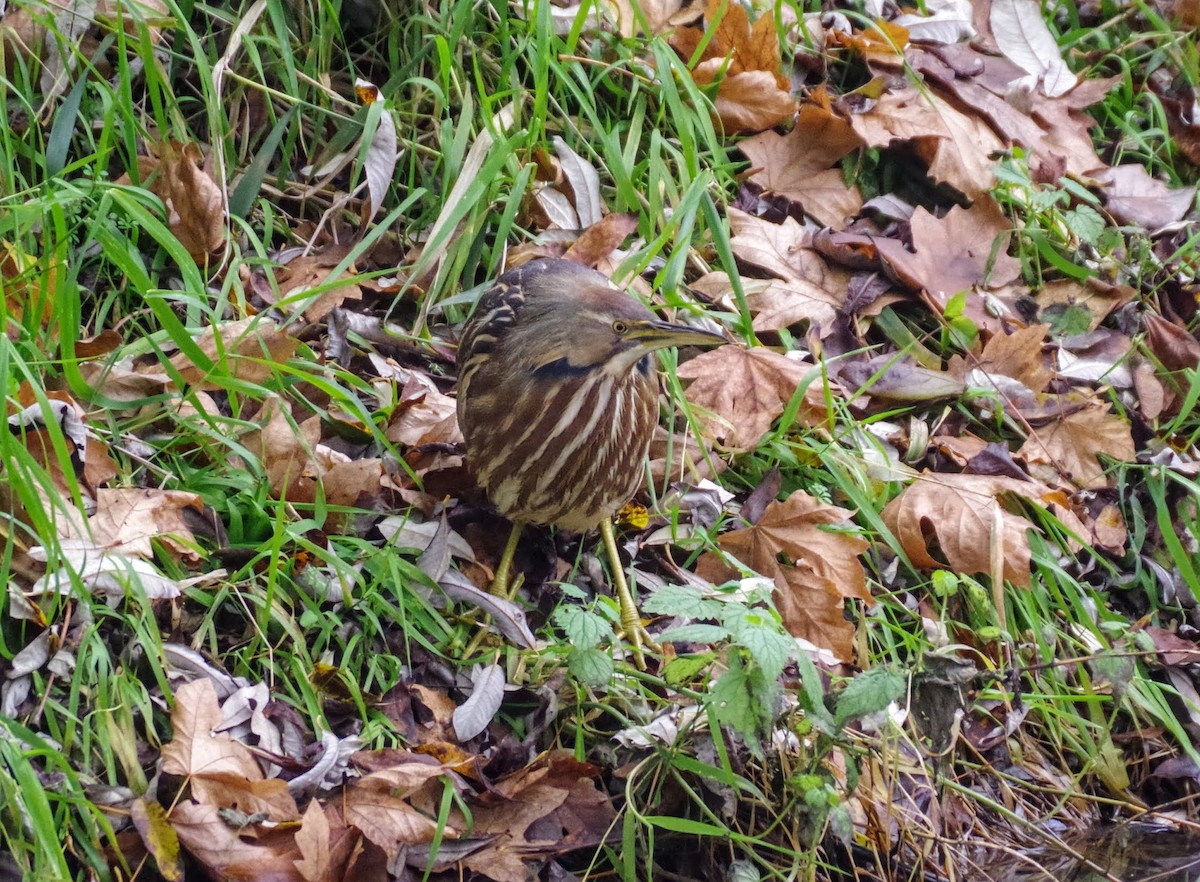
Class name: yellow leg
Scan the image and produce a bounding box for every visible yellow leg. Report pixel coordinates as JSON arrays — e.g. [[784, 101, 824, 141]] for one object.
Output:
[[600, 517, 653, 670], [492, 522, 524, 598]]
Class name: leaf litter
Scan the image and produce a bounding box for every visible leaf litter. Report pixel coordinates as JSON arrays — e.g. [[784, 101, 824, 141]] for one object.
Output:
[[5, 0, 1200, 879]]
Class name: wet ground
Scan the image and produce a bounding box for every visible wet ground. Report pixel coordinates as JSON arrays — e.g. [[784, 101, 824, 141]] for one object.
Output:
[[977, 826, 1200, 881]]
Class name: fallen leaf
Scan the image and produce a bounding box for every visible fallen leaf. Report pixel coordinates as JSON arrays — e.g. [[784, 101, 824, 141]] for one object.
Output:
[[272, 245, 364, 324], [170, 802, 307, 882], [678, 345, 821, 450], [845, 86, 1005, 198], [147, 141, 226, 262], [88, 488, 205, 560], [989, 0, 1077, 96], [170, 317, 299, 390], [950, 324, 1051, 394], [1091, 164, 1197, 230], [161, 680, 299, 820], [463, 751, 616, 881], [1018, 403, 1135, 490], [725, 208, 851, 333], [344, 774, 444, 864], [130, 798, 183, 882], [882, 472, 1060, 587], [1144, 313, 1200, 373], [738, 105, 866, 227], [606, 0, 704, 36], [697, 491, 870, 661], [670, 0, 797, 134], [354, 79, 398, 221], [872, 197, 1022, 320]]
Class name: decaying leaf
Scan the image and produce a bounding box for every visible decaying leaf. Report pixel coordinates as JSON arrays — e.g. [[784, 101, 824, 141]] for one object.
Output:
[[1018, 403, 1135, 490], [872, 197, 1022, 322], [739, 101, 866, 228], [698, 491, 870, 661], [882, 472, 1058, 587], [145, 141, 227, 262], [679, 345, 823, 451], [669, 0, 797, 134]]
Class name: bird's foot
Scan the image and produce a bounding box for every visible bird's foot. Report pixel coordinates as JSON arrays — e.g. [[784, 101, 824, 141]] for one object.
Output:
[[615, 609, 659, 671]]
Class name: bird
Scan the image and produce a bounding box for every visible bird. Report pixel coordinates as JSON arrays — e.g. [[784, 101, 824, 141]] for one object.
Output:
[[456, 258, 725, 666]]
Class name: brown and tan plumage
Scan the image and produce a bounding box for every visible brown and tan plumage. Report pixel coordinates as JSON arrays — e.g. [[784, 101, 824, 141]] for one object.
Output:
[[457, 259, 724, 665]]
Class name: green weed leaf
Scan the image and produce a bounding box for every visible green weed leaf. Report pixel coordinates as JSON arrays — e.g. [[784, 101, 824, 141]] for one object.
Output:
[[833, 668, 906, 730]]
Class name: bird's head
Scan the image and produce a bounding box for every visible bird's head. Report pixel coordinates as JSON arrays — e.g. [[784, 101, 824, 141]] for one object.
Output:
[[501, 261, 725, 378]]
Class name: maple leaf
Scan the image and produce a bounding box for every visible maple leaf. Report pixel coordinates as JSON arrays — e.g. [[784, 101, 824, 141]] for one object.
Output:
[[844, 86, 1004, 198], [697, 491, 870, 661], [949, 324, 1052, 395], [678, 346, 823, 451], [739, 103, 866, 228], [160, 680, 300, 820], [872, 197, 1022, 323], [1018, 403, 1135, 490], [725, 208, 851, 334], [89, 488, 205, 560], [882, 472, 1056, 587], [669, 0, 797, 134]]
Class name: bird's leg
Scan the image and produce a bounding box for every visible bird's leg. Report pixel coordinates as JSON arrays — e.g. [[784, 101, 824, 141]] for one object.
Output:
[[491, 521, 524, 599], [600, 517, 655, 670]]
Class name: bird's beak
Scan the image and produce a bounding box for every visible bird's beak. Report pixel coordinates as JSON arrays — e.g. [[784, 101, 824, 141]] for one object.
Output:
[[627, 319, 726, 352]]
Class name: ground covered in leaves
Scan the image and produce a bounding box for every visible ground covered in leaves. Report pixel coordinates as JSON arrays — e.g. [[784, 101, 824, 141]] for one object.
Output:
[[3, 0, 1200, 880]]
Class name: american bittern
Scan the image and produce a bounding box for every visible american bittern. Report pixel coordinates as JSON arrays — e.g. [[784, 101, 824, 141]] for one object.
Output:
[[457, 259, 724, 665]]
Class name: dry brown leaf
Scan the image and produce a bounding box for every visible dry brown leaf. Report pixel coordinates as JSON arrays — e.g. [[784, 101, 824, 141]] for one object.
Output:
[[707, 70, 799, 135], [89, 488, 204, 560], [670, 0, 797, 134], [463, 751, 616, 882], [170, 802, 307, 882], [385, 371, 463, 448], [1091, 164, 1198, 230], [11, 388, 117, 502], [1144, 313, 1200, 374], [146, 141, 226, 262], [951, 324, 1051, 394], [563, 212, 639, 267], [678, 346, 820, 451], [344, 774, 444, 864], [697, 491, 870, 661], [882, 472, 1059, 587], [293, 800, 334, 882], [873, 197, 1021, 322], [739, 104, 866, 227], [2, 241, 58, 331], [161, 680, 300, 821], [845, 86, 1004, 198], [0, 5, 46, 73], [1033, 278, 1135, 332], [273, 246, 364, 324], [170, 317, 299, 390], [725, 208, 851, 334], [1018, 403, 1135, 490]]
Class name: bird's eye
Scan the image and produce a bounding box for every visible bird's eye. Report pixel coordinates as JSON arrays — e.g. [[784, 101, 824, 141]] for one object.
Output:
[[612, 320, 629, 334]]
